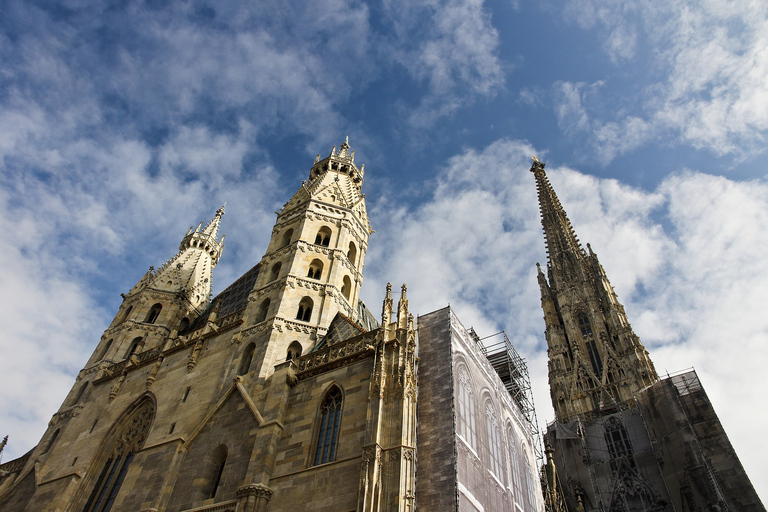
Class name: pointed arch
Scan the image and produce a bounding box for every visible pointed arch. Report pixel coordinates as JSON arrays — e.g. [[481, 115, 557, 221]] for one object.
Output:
[[347, 241, 357, 265], [145, 303, 162, 324], [238, 343, 256, 376], [269, 262, 282, 282], [508, 428, 523, 507], [80, 395, 156, 512], [256, 298, 271, 323], [296, 297, 313, 322], [178, 317, 190, 333], [125, 337, 143, 359], [281, 228, 294, 247], [97, 339, 113, 361], [314, 226, 332, 247], [206, 444, 228, 500], [307, 259, 324, 280], [312, 385, 344, 466], [118, 305, 132, 324], [72, 381, 89, 405], [456, 365, 477, 450], [286, 340, 302, 361], [41, 428, 60, 455], [485, 400, 505, 484], [341, 275, 352, 300], [577, 312, 593, 337]]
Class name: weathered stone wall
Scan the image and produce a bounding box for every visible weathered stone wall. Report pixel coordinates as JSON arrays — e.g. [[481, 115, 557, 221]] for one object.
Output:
[[415, 307, 458, 511]]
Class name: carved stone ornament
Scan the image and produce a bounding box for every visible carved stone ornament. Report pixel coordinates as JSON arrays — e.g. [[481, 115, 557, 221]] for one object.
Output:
[[236, 483, 274, 500]]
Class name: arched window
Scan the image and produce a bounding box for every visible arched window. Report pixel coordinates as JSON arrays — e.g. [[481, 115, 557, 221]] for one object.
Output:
[[313, 386, 343, 465], [41, 428, 60, 455], [145, 303, 162, 324], [604, 416, 634, 469], [456, 367, 476, 450], [281, 228, 294, 247], [72, 382, 89, 405], [82, 399, 154, 512], [347, 242, 357, 265], [97, 339, 113, 361], [270, 262, 282, 282], [119, 305, 132, 324], [341, 276, 352, 300], [307, 259, 324, 280], [296, 297, 313, 322], [509, 431, 523, 506], [286, 341, 302, 361], [256, 298, 270, 323], [485, 402, 504, 483], [523, 446, 536, 510], [179, 317, 190, 333], [125, 337, 143, 359], [577, 312, 593, 337], [314, 226, 331, 247], [206, 445, 228, 500], [238, 343, 256, 376]]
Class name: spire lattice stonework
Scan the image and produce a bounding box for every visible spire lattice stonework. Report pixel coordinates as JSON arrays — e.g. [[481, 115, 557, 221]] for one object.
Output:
[[530, 160, 658, 423]]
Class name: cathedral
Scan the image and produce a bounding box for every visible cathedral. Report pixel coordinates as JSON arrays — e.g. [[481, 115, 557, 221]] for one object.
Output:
[[0, 140, 763, 512], [530, 159, 764, 512], [0, 140, 543, 512]]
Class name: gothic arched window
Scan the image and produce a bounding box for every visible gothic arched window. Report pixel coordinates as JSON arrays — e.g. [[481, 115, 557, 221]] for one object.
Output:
[[238, 343, 256, 376], [314, 226, 332, 247], [313, 386, 343, 466], [341, 276, 352, 300], [256, 298, 270, 323], [41, 428, 60, 455], [97, 339, 113, 361], [178, 317, 190, 333], [270, 262, 282, 282], [82, 399, 155, 512], [456, 368, 476, 450], [347, 242, 357, 265], [604, 416, 634, 469], [523, 446, 536, 510], [296, 297, 313, 322], [485, 402, 504, 483], [577, 312, 592, 337], [206, 445, 228, 500], [281, 228, 294, 247], [508, 427, 523, 506], [286, 341, 302, 361], [72, 381, 89, 405], [145, 303, 162, 324], [307, 259, 323, 280], [125, 337, 143, 359]]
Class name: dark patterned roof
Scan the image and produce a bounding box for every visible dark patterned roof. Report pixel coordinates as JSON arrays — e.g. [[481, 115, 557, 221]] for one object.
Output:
[[180, 263, 261, 335]]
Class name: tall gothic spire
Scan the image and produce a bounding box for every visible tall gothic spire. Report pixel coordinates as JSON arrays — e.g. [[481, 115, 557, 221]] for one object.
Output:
[[530, 159, 658, 423], [530, 157, 586, 269]]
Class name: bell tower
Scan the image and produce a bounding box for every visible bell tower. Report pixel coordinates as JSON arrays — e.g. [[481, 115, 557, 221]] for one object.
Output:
[[242, 137, 373, 379], [530, 158, 658, 422], [85, 206, 226, 369]]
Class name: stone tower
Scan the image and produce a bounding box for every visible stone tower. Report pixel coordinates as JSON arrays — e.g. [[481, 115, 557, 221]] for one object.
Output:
[[532, 158, 765, 512], [530, 158, 657, 422], [242, 136, 373, 380], [86, 206, 226, 372]]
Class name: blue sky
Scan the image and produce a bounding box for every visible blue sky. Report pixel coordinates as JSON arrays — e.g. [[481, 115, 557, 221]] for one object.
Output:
[[2, 0, 767, 500]]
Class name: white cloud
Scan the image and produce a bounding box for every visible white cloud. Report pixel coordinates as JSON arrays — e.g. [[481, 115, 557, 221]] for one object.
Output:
[[382, 0, 505, 126], [559, 0, 768, 162]]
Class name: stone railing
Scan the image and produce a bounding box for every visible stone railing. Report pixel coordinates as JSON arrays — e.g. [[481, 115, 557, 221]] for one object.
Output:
[[296, 332, 377, 380]]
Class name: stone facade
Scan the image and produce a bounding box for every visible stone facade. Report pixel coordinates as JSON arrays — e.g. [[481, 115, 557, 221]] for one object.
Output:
[[0, 140, 542, 512], [530, 159, 764, 512]]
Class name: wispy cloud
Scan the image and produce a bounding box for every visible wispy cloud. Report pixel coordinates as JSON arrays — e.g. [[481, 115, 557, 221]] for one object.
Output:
[[557, 0, 768, 163], [381, 0, 505, 126]]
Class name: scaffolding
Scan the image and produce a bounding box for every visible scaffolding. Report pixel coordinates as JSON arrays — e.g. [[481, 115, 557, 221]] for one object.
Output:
[[479, 331, 541, 455]]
